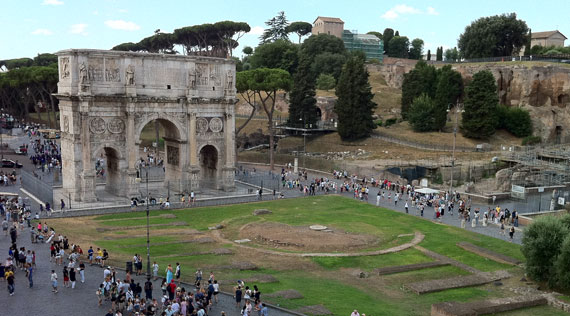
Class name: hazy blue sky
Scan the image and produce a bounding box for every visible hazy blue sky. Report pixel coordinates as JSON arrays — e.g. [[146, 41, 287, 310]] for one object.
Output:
[[2, 0, 569, 60]]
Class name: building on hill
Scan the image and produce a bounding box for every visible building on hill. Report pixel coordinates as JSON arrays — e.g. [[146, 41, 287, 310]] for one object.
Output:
[[342, 30, 384, 61], [312, 16, 344, 38], [531, 30, 567, 48]]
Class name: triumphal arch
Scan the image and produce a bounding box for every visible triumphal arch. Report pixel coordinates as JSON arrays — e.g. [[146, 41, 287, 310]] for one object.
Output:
[[55, 49, 237, 202]]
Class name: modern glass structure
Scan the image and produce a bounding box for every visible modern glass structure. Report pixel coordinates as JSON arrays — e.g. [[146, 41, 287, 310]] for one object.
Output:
[[342, 30, 384, 61]]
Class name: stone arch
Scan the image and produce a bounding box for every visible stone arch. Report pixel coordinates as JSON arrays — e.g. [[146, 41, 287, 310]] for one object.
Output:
[[134, 114, 186, 144], [92, 145, 126, 197], [557, 94, 569, 107], [199, 144, 220, 188]]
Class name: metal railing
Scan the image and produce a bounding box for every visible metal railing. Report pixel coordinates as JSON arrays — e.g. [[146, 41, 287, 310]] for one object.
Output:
[[372, 130, 481, 152]]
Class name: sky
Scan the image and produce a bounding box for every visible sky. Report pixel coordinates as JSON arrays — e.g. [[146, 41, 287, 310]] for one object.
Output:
[[2, 0, 569, 60]]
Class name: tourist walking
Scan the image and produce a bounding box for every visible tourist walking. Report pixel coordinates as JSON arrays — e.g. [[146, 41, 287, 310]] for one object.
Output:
[[509, 226, 515, 241], [28, 265, 33, 288], [69, 267, 76, 289], [235, 286, 243, 309], [166, 264, 173, 284], [175, 262, 181, 282], [152, 261, 159, 280], [5, 267, 15, 296], [79, 261, 85, 283], [51, 270, 58, 293]]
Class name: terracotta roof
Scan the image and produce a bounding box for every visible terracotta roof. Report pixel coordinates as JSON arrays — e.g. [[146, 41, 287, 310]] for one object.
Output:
[[313, 16, 344, 24], [531, 30, 567, 40]]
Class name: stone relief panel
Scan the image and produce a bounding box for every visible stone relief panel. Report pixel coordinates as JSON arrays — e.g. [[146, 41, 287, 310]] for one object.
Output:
[[196, 117, 209, 133], [167, 145, 179, 166], [60, 57, 70, 79], [107, 118, 125, 134], [125, 64, 135, 85], [210, 64, 222, 86], [88, 59, 104, 82], [63, 115, 70, 133], [209, 117, 223, 133], [196, 63, 209, 86], [89, 117, 106, 134], [105, 59, 121, 82]]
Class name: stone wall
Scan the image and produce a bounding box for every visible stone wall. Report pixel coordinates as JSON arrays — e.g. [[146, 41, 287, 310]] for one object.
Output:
[[377, 57, 570, 142]]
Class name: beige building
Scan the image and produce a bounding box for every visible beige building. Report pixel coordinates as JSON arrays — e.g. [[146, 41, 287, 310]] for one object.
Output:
[[531, 30, 567, 48], [312, 16, 344, 39]]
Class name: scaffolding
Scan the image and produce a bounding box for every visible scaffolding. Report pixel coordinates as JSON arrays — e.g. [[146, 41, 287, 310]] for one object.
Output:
[[501, 145, 570, 187], [342, 30, 384, 61]]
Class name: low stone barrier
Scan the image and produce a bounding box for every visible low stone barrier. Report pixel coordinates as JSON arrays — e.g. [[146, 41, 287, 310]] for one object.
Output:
[[456, 242, 522, 266], [431, 295, 547, 316], [374, 261, 449, 275], [406, 271, 511, 294]]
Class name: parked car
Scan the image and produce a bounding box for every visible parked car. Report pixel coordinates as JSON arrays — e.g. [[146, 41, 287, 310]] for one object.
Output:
[[1, 159, 23, 168], [14, 146, 27, 155]]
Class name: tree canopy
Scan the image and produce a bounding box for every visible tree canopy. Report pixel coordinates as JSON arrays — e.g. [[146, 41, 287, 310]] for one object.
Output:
[[382, 28, 395, 54], [286, 21, 312, 43], [458, 13, 529, 58], [249, 40, 299, 75], [401, 61, 438, 119], [387, 36, 409, 58], [260, 11, 290, 44], [334, 52, 377, 140], [461, 70, 499, 139], [409, 38, 424, 60]]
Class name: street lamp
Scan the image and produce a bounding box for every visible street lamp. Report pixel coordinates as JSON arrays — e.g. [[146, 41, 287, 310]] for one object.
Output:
[[299, 117, 306, 154], [447, 103, 464, 199]]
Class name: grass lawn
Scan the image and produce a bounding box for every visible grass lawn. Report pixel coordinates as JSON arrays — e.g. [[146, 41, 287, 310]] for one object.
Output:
[[45, 195, 545, 315]]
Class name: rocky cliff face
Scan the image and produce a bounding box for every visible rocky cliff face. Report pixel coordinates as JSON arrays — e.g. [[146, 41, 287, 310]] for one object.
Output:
[[379, 58, 570, 142]]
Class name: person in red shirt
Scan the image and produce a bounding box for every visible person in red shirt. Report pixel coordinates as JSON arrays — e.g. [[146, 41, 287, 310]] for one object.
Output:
[[167, 279, 176, 300]]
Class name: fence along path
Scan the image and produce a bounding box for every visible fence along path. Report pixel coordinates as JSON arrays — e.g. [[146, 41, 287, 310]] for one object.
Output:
[[371, 131, 479, 152]]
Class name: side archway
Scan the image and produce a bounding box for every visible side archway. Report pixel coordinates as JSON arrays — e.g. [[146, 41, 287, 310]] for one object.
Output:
[[199, 144, 220, 188]]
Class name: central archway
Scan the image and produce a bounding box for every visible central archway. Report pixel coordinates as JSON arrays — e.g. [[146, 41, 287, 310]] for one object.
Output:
[[199, 145, 219, 188]]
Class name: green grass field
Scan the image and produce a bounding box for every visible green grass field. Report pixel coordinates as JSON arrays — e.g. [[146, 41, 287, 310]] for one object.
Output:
[[45, 195, 566, 316]]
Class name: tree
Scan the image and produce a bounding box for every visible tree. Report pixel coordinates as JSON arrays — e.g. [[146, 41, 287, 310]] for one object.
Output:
[[427, 49, 431, 61], [138, 32, 176, 54], [334, 52, 377, 140], [458, 13, 529, 58], [436, 46, 443, 61], [236, 68, 292, 170], [112, 42, 142, 52], [288, 34, 346, 126], [461, 70, 499, 139], [383, 28, 394, 54], [409, 38, 424, 60], [286, 21, 312, 43], [395, 31, 400, 36], [555, 235, 570, 289], [496, 105, 532, 137], [434, 65, 463, 130], [522, 216, 568, 285], [260, 11, 290, 44], [387, 36, 409, 58], [316, 73, 336, 90], [311, 52, 347, 81], [408, 94, 437, 132], [444, 47, 460, 61], [249, 40, 299, 75], [33, 53, 57, 67], [242, 46, 253, 56], [401, 61, 438, 119], [367, 31, 383, 40]]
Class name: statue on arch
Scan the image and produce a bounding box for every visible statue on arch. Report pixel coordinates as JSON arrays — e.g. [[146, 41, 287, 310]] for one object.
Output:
[[125, 64, 135, 85], [79, 62, 88, 84], [225, 70, 234, 90]]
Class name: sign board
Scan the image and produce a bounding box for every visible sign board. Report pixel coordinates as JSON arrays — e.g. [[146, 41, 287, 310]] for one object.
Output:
[[559, 197, 566, 206], [420, 178, 428, 187], [511, 185, 526, 200], [538, 187, 545, 193]]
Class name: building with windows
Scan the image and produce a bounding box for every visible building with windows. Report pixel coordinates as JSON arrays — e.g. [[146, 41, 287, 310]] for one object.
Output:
[[312, 16, 344, 38], [531, 30, 567, 48], [342, 30, 384, 61]]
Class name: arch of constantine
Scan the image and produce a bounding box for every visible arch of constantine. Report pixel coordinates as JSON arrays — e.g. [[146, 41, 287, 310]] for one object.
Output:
[[55, 49, 237, 202]]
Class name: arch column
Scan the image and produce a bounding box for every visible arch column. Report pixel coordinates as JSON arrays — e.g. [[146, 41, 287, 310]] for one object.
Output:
[[79, 111, 97, 202], [222, 111, 236, 190], [125, 107, 139, 197], [188, 112, 200, 190]]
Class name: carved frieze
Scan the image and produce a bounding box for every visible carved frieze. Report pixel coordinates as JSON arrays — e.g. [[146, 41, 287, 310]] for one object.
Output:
[[196, 117, 209, 133], [167, 145, 179, 166], [196, 63, 209, 86], [107, 118, 125, 134], [89, 117, 106, 134], [209, 117, 223, 133], [60, 57, 70, 79], [63, 116, 70, 133]]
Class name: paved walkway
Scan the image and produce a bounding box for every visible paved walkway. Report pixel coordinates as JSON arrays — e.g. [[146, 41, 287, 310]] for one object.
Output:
[[0, 227, 295, 316]]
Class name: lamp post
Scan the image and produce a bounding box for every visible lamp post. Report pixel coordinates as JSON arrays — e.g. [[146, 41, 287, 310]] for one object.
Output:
[[299, 116, 306, 168], [145, 167, 151, 278], [447, 103, 464, 199]]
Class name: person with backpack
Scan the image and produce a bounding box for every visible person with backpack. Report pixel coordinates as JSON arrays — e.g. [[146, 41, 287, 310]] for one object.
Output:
[[144, 277, 153, 300], [5, 267, 15, 295]]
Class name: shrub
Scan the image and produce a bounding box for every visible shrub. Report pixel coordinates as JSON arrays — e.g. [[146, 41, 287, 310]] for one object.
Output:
[[555, 235, 570, 289], [384, 118, 397, 127], [497, 105, 532, 137], [522, 135, 541, 146], [521, 216, 568, 285], [316, 73, 336, 90], [367, 58, 381, 64], [374, 119, 383, 127]]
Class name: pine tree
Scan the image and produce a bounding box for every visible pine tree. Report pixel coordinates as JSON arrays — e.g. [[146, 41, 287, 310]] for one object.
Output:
[[436, 47, 443, 61], [260, 11, 290, 44], [434, 65, 463, 130], [288, 60, 317, 128], [334, 52, 377, 140], [395, 30, 400, 36], [408, 94, 437, 132], [427, 49, 431, 61], [401, 61, 438, 119], [462, 70, 499, 139]]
